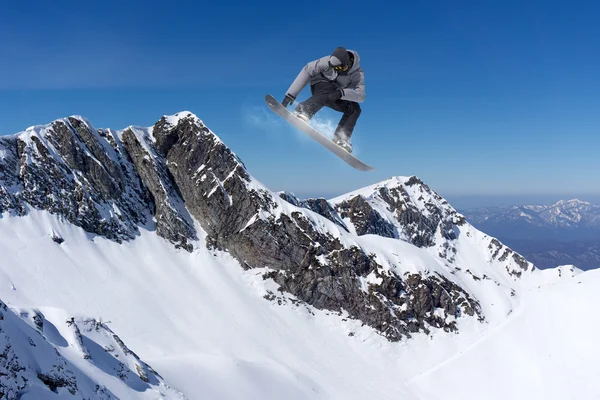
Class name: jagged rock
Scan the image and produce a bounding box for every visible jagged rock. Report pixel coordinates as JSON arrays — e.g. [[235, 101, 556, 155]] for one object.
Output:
[[335, 195, 396, 237], [0, 343, 28, 399], [0, 137, 26, 216], [11, 118, 150, 242], [37, 370, 77, 395], [51, 233, 65, 244], [279, 192, 349, 231], [0, 116, 197, 250], [121, 127, 196, 251], [489, 238, 532, 277]]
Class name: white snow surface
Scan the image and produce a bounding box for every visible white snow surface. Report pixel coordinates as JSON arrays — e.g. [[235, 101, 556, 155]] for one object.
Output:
[[1, 205, 598, 399]]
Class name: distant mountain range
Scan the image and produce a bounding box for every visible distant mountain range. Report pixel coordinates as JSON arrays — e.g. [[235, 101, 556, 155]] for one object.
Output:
[[461, 199, 600, 270]]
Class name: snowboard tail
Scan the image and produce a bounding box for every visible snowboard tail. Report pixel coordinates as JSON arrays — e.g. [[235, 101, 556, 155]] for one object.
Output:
[[265, 94, 374, 171]]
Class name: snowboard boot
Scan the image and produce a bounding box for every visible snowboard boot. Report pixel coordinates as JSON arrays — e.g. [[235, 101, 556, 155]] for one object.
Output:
[[295, 111, 310, 122], [333, 136, 353, 153], [294, 103, 311, 122]]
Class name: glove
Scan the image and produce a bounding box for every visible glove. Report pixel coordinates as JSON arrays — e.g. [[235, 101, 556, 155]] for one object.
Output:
[[282, 94, 295, 107], [328, 89, 343, 103]]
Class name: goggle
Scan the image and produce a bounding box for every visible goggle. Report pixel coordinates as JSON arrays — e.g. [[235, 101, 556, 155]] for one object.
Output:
[[329, 62, 349, 72]]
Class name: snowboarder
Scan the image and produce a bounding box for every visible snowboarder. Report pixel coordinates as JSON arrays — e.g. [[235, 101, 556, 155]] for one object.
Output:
[[281, 47, 365, 153]]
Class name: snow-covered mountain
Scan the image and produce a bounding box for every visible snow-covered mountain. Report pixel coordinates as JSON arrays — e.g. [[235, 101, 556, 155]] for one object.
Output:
[[1, 112, 598, 399], [461, 200, 600, 270], [462, 199, 600, 239]]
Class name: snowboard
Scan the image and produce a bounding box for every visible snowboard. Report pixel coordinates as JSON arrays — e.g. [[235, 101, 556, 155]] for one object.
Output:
[[265, 94, 374, 171]]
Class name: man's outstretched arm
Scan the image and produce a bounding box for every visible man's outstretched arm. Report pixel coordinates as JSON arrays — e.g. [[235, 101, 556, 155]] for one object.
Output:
[[284, 57, 330, 102]]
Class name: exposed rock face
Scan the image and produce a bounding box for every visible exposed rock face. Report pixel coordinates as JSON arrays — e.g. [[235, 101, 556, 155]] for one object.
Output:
[[265, 254, 481, 340], [0, 118, 149, 241], [0, 116, 196, 250], [0, 137, 24, 215], [120, 126, 196, 251], [20, 119, 150, 241], [488, 238, 530, 278], [279, 192, 348, 231], [153, 114, 258, 249], [335, 194, 396, 237]]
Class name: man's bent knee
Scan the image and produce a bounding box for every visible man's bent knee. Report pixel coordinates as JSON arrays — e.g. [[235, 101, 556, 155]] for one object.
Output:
[[348, 102, 362, 116]]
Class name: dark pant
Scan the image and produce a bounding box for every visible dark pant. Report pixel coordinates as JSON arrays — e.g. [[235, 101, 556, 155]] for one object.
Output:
[[295, 81, 362, 140]]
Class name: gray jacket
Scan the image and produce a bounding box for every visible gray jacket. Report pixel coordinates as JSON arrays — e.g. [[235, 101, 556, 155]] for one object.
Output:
[[286, 50, 366, 103]]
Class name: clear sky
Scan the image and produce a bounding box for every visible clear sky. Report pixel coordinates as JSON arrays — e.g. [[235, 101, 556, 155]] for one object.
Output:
[[1, 0, 599, 204]]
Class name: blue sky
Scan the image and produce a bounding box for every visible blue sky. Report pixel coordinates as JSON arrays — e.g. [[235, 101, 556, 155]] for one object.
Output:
[[1, 0, 599, 205]]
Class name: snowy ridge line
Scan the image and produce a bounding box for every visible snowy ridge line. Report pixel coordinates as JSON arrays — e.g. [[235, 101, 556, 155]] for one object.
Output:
[[464, 198, 600, 229]]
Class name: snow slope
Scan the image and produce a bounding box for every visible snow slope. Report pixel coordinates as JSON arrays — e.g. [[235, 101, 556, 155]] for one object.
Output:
[[1, 204, 598, 399], [0, 300, 184, 399], [409, 267, 597, 400]]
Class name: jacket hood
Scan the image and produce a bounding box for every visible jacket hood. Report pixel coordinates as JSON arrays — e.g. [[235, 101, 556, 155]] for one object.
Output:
[[330, 47, 351, 67], [346, 50, 361, 74]]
